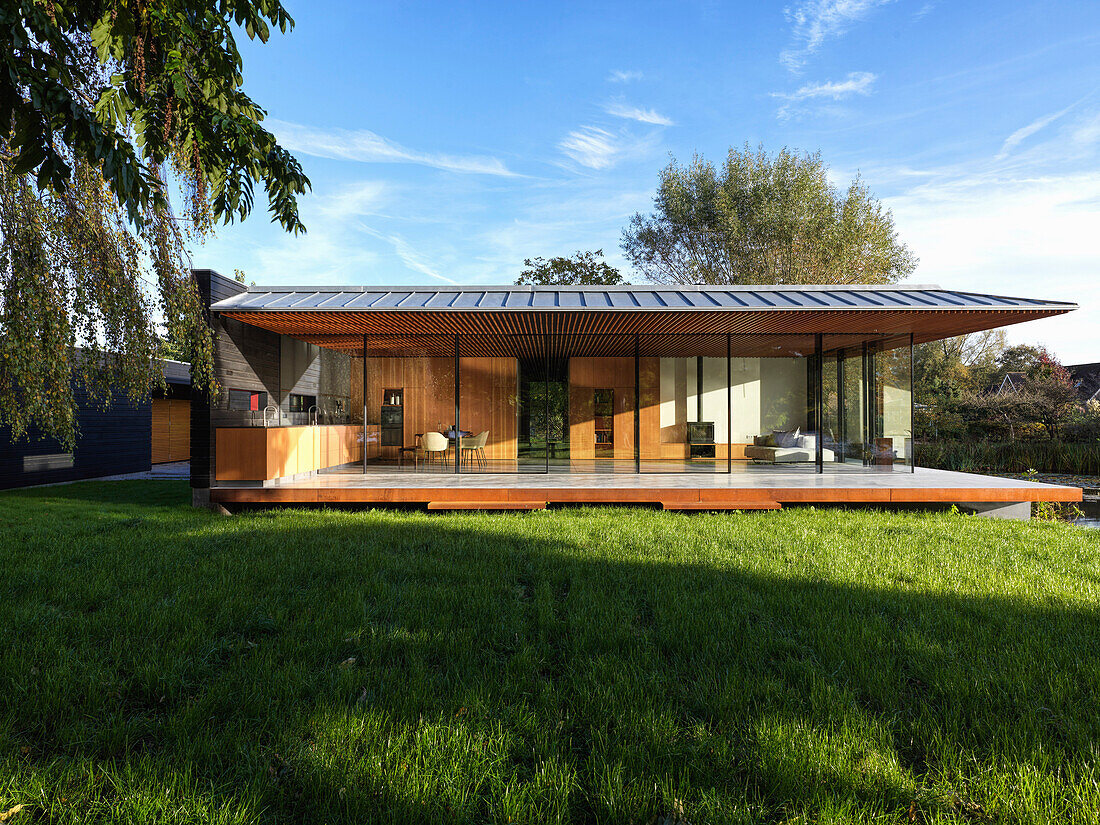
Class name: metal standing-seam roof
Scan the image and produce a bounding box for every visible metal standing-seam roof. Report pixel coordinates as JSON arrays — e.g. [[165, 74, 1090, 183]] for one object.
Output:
[[209, 282, 1077, 354], [211, 283, 1076, 314]]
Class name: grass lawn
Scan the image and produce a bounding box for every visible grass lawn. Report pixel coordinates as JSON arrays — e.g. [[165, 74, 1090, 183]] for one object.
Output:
[[1, 482, 1099, 824]]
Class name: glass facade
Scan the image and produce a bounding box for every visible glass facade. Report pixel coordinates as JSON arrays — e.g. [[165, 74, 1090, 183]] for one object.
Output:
[[213, 330, 913, 481]]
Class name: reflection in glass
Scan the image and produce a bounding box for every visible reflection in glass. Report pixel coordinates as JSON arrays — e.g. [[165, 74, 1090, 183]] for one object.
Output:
[[363, 335, 456, 473], [552, 335, 636, 473], [639, 335, 728, 473], [734, 336, 818, 470]]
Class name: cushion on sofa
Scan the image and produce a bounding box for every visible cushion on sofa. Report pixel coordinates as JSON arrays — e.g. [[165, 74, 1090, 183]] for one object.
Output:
[[773, 428, 800, 448]]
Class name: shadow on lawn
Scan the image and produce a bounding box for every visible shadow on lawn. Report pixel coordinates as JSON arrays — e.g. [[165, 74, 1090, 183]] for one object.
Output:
[[4, 482, 1100, 822]]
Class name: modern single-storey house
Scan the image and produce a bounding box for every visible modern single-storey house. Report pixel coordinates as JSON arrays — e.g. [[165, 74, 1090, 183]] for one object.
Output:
[[191, 269, 1082, 515], [1, 358, 191, 490]]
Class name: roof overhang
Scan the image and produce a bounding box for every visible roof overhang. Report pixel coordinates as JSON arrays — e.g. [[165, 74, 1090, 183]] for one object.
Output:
[[211, 284, 1077, 355]]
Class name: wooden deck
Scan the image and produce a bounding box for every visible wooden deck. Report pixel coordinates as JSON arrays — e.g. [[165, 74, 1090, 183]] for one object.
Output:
[[209, 467, 1082, 510]]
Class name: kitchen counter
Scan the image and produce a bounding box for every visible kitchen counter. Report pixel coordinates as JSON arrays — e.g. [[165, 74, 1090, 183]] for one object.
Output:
[[215, 424, 367, 482]]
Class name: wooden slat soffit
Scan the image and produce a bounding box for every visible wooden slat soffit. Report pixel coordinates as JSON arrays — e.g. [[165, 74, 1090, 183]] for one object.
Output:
[[217, 306, 1072, 355]]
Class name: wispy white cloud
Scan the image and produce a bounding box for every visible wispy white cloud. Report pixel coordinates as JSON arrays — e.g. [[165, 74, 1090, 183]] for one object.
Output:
[[559, 126, 649, 170], [356, 225, 458, 284], [266, 119, 518, 176], [886, 168, 1099, 362], [603, 101, 674, 126], [607, 69, 643, 83], [913, 1, 936, 20], [1071, 112, 1100, 147], [314, 181, 388, 219], [996, 104, 1076, 159], [559, 127, 619, 169], [771, 71, 877, 119], [780, 0, 896, 72]]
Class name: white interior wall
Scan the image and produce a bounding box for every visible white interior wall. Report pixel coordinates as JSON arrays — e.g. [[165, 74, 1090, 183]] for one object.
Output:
[[658, 358, 730, 441], [883, 384, 912, 459]]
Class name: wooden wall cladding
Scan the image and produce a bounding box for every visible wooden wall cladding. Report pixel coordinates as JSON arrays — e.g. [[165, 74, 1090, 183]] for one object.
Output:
[[366, 356, 455, 451], [0, 380, 152, 490], [365, 356, 519, 459], [459, 357, 518, 460], [215, 425, 363, 481], [152, 399, 191, 463], [569, 357, 635, 461]]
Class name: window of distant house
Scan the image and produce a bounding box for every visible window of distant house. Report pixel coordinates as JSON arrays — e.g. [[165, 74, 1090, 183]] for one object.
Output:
[[288, 394, 316, 413], [228, 389, 267, 411]]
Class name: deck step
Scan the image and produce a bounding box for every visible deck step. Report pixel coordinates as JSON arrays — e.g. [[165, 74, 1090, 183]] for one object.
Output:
[[427, 500, 547, 511], [662, 500, 782, 511]]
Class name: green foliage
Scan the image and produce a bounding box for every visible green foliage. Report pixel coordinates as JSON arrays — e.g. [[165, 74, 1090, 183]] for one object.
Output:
[[516, 249, 625, 286], [0, 157, 213, 446], [995, 344, 1047, 379], [917, 440, 1100, 475], [0, 0, 306, 446], [622, 145, 917, 285], [0, 0, 309, 231], [1, 482, 1099, 822], [954, 347, 1081, 440]]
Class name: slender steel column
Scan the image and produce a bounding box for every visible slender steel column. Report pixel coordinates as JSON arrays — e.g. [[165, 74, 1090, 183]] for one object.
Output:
[[815, 333, 824, 473], [910, 332, 915, 473], [726, 334, 732, 474], [454, 333, 460, 474], [634, 333, 640, 474], [369, 334, 374, 475]]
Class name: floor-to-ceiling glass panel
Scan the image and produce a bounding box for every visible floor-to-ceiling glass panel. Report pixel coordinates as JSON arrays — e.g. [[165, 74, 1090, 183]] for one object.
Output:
[[363, 334, 455, 473], [549, 334, 636, 473], [821, 336, 869, 468], [456, 334, 545, 473], [638, 334, 729, 473], [870, 336, 913, 470], [732, 335, 819, 471], [821, 334, 913, 470], [314, 345, 364, 474], [822, 348, 840, 467]]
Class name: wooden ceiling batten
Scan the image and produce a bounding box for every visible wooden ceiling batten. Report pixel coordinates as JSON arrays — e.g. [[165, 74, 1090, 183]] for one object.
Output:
[[219, 305, 1068, 355]]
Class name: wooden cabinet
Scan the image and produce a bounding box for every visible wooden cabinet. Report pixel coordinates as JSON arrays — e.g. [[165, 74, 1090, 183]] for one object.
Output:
[[215, 425, 364, 482], [569, 358, 635, 462]]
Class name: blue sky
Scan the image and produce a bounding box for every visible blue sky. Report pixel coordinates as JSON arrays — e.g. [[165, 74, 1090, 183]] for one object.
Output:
[[197, 0, 1100, 363]]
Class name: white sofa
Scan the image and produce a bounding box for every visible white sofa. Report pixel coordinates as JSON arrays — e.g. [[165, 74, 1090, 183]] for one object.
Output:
[[744, 430, 834, 464]]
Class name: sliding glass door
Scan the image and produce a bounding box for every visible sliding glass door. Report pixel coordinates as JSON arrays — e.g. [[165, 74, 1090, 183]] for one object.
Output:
[[353, 330, 911, 475]]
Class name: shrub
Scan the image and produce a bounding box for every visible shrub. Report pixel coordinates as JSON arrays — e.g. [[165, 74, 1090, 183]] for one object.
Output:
[[916, 440, 1100, 476]]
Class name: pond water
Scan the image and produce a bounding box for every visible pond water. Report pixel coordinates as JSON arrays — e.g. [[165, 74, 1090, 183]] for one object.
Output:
[[1073, 499, 1100, 529]]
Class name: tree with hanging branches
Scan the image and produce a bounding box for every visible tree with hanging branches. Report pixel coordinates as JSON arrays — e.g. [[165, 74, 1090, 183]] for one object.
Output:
[[0, 0, 310, 447]]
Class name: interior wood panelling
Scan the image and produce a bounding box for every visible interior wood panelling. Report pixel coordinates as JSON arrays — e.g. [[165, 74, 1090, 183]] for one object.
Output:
[[458, 357, 518, 460], [364, 356, 519, 460], [366, 356, 455, 455], [568, 357, 636, 461]]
